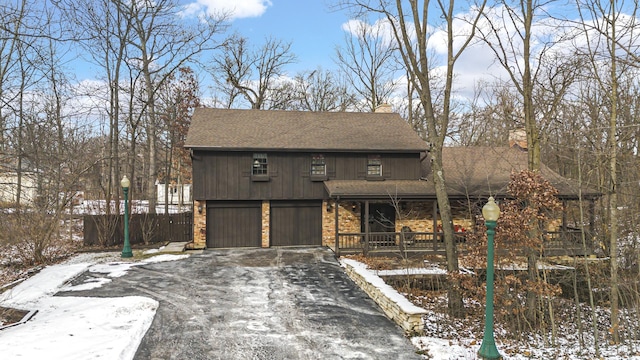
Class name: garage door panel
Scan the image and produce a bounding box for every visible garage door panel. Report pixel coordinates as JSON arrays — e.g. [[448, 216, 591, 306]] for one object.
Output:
[[271, 201, 322, 246], [207, 201, 261, 248]]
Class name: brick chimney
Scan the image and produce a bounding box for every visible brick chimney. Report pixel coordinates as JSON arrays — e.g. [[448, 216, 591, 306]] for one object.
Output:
[[374, 103, 392, 113], [509, 129, 527, 150]]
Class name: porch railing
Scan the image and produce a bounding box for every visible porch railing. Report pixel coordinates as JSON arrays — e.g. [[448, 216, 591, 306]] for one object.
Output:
[[337, 231, 467, 254], [543, 228, 592, 256], [337, 228, 590, 256]]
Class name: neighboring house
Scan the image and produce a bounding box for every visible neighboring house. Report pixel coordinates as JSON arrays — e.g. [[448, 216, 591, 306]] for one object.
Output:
[[185, 108, 599, 256], [0, 171, 38, 205], [156, 182, 192, 205]]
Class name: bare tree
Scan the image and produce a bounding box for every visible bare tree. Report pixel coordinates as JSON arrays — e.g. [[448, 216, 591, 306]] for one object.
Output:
[[57, 0, 134, 215], [124, 0, 226, 213], [573, 0, 640, 344], [210, 34, 297, 109], [291, 68, 355, 111], [335, 18, 399, 111], [339, 0, 486, 317], [476, 0, 585, 323]]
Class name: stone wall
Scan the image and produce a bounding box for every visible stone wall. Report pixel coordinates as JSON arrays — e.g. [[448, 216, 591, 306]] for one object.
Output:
[[192, 200, 207, 249], [395, 201, 434, 232], [323, 200, 475, 248], [341, 259, 426, 334], [322, 200, 334, 247], [322, 200, 363, 247], [261, 201, 270, 247]]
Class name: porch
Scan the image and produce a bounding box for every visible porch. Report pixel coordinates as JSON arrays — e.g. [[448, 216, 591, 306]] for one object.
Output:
[[334, 228, 590, 257], [322, 180, 598, 259]]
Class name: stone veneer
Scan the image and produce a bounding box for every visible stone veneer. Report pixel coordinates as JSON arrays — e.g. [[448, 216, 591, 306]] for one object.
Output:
[[261, 201, 270, 248], [322, 200, 473, 248], [322, 200, 363, 247], [192, 200, 207, 249], [194, 199, 473, 250], [341, 259, 427, 334]]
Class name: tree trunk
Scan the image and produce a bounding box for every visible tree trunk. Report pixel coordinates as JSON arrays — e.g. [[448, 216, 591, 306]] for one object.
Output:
[[608, 5, 619, 340], [430, 150, 463, 316]]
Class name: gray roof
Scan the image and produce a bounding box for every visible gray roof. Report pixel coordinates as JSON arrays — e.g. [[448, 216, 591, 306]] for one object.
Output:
[[324, 180, 435, 199], [423, 147, 601, 199], [185, 108, 427, 152]]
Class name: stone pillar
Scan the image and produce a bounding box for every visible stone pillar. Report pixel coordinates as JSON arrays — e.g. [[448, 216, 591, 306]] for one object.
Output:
[[261, 201, 270, 248], [193, 200, 207, 249], [322, 199, 335, 247]]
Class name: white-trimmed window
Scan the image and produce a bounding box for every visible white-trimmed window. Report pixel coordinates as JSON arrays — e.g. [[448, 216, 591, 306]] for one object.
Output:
[[367, 155, 382, 177], [252, 153, 268, 176], [311, 154, 326, 176]]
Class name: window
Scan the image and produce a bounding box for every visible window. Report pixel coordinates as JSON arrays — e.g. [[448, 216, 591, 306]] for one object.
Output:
[[367, 155, 382, 177], [311, 154, 326, 176], [252, 153, 268, 176]]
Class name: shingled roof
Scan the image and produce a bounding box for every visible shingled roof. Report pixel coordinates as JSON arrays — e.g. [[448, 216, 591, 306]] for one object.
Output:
[[324, 180, 435, 199], [185, 108, 427, 152], [425, 146, 601, 199]]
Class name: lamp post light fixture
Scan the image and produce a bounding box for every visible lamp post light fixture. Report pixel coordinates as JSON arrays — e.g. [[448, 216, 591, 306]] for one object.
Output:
[[478, 196, 501, 359], [121, 175, 133, 258]]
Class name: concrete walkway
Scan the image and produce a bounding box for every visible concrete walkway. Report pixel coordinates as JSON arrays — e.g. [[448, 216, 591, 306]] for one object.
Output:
[[58, 247, 421, 360]]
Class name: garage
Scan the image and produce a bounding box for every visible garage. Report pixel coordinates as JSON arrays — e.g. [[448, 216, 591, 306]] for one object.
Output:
[[207, 201, 262, 248], [270, 200, 322, 246]]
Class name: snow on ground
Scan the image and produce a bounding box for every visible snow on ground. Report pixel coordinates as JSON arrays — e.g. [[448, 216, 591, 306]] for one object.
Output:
[[0, 252, 188, 360], [5, 251, 640, 359], [346, 257, 640, 360]]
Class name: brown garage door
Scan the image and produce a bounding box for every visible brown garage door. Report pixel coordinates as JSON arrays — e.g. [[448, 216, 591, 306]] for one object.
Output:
[[207, 201, 262, 248], [270, 200, 322, 246]]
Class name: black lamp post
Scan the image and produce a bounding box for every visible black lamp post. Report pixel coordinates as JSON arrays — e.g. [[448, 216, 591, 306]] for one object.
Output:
[[478, 196, 501, 359], [121, 175, 132, 258]]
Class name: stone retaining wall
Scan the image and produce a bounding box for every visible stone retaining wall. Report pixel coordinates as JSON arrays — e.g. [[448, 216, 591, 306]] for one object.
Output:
[[341, 259, 426, 334]]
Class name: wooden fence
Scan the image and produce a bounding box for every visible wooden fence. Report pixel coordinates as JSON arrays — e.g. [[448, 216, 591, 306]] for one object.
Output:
[[83, 212, 193, 247]]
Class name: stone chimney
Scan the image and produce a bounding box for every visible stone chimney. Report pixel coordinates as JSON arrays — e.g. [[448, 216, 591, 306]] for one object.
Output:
[[509, 128, 527, 150], [374, 103, 392, 113]]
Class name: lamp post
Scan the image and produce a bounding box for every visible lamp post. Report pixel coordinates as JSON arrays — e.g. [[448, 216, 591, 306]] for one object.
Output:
[[121, 175, 132, 258], [478, 196, 501, 359]]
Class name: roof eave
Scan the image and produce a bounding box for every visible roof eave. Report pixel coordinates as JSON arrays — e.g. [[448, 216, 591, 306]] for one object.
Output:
[[186, 146, 425, 153]]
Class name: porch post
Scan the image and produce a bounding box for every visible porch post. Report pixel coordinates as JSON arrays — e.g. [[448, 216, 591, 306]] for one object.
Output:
[[334, 197, 340, 257], [562, 200, 568, 246], [365, 200, 370, 253], [432, 200, 438, 252]]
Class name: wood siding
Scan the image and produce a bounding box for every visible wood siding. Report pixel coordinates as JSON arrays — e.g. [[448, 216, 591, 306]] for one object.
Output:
[[192, 151, 422, 201]]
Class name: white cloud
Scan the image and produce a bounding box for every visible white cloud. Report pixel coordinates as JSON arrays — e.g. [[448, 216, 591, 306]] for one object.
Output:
[[184, 0, 272, 20]]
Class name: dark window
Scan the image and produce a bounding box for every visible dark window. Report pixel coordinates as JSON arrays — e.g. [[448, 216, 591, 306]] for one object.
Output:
[[311, 154, 326, 176], [252, 153, 268, 176], [367, 156, 382, 177]]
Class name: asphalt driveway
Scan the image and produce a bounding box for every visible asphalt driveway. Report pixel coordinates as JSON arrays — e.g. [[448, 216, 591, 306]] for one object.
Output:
[[58, 247, 421, 360]]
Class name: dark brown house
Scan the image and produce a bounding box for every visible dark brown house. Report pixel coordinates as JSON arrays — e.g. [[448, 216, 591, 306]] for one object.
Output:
[[186, 108, 599, 256], [185, 107, 432, 249]]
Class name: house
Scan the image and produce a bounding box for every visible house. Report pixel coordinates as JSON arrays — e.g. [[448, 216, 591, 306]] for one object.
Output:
[[185, 107, 433, 249], [156, 182, 192, 205], [185, 108, 599, 255], [0, 171, 38, 206]]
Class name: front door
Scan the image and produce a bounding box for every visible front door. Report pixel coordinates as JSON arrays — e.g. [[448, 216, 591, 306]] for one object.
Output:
[[361, 203, 396, 246]]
